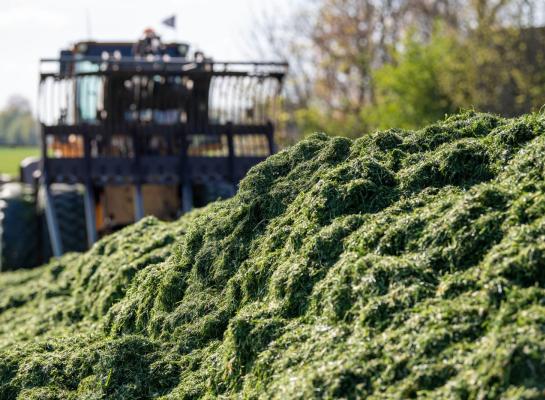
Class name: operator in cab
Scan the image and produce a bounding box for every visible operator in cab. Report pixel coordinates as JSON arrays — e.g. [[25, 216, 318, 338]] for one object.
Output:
[[133, 28, 165, 57]]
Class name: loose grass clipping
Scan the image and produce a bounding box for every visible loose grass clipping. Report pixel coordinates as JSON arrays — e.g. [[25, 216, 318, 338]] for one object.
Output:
[[1, 111, 545, 399]]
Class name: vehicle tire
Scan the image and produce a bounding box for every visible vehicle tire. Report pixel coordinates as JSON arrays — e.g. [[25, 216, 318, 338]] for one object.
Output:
[[40, 184, 88, 260], [0, 183, 40, 271]]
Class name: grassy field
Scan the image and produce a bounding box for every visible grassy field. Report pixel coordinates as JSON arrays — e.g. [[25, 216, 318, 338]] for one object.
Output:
[[0, 146, 40, 177]]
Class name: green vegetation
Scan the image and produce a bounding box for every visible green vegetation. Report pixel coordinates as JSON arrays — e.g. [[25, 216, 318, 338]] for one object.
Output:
[[0, 147, 40, 177], [2, 112, 545, 398], [0, 96, 39, 147], [270, 0, 545, 140], [363, 30, 461, 130], [363, 26, 545, 132]]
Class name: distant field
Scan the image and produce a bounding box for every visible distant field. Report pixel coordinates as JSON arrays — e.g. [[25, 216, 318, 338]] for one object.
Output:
[[0, 147, 40, 177]]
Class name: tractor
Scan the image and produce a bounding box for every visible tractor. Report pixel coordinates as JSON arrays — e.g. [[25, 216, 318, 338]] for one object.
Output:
[[0, 35, 287, 270]]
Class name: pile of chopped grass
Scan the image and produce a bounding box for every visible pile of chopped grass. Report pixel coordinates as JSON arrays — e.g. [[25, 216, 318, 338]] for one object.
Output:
[[2, 111, 545, 399]]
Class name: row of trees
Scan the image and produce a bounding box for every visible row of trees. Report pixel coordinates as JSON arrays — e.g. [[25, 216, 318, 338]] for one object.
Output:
[[256, 0, 545, 140], [0, 96, 39, 146]]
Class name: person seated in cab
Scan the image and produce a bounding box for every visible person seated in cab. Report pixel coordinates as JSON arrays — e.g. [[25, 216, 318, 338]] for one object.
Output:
[[133, 28, 165, 58]]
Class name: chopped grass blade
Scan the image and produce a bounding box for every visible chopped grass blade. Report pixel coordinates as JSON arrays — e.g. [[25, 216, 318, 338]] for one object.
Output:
[[2, 111, 545, 398]]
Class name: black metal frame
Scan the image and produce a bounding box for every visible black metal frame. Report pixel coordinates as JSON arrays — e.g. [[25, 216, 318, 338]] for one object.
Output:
[[41, 123, 273, 186], [38, 55, 286, 255], [39, 56, 286, 188]]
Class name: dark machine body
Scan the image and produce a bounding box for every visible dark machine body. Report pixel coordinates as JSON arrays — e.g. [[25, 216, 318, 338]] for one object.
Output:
[[0, 39, 286, 269]]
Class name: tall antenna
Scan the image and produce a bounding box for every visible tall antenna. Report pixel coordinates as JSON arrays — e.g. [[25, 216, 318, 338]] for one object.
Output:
[[86, 9, 92, 39]]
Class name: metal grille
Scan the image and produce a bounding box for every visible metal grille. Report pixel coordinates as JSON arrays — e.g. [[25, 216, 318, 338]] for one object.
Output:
[[209, 74, 282, 126], [38, 57, 287, 185]]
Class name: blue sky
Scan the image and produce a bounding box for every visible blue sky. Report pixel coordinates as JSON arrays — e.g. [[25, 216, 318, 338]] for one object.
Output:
[[0, 0, 292, 110]]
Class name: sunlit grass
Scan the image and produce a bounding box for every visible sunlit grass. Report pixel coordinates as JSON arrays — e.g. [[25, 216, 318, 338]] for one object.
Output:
[[0, 146, 39, 177]]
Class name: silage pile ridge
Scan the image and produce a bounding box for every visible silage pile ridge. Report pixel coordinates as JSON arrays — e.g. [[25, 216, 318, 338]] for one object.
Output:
[[2, 111, 545, 399]]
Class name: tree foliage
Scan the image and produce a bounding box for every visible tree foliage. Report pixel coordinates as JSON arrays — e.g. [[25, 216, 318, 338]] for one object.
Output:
[[0, 96, 39, 146], [363, 29, 461, 130], [257, 0, 545, 138]]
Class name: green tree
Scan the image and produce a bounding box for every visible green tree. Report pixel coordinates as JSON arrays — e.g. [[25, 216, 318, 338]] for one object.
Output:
[[259, 0, 545, 138], [363, 29, 463, 130], [0, 96, 39, 146]]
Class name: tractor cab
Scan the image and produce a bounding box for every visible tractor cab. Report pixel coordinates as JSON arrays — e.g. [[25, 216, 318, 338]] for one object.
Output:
[[36, 37, 287, 259]]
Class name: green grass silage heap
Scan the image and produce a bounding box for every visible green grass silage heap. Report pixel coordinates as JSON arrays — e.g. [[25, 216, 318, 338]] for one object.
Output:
[[2, 112, 545, 399]]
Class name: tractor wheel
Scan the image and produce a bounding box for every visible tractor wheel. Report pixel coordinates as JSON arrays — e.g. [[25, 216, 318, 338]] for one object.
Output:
[[40, 184, 88, 259], [0, 183, 40, 271]]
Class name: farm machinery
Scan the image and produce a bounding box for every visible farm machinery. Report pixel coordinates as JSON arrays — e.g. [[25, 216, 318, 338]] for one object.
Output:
[[0, 35, 287, 270]]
